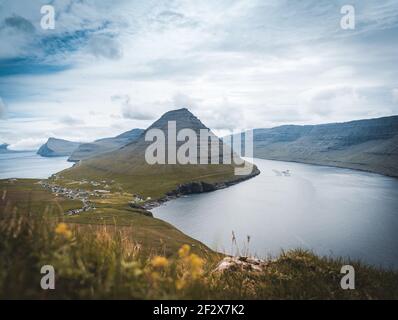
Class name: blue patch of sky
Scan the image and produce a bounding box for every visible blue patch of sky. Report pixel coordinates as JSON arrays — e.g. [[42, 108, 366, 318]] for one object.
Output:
[[0, 20, 113, 78], [0, 57, 71, 77]]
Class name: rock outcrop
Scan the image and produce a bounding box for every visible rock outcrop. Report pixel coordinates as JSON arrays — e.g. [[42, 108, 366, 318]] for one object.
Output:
[[213, 256, 268, 273], [172, 181, 217, 195], [166, 168, 261, 196]]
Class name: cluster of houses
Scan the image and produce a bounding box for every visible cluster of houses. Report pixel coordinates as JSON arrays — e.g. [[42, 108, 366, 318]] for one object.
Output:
[[128, 194, 153, 210], [130, 194, 152, 204], [38, 181, 98, 215], [131, 194, 144, 203], [79, 179, 115, 189], [50, 175, 114, 188]]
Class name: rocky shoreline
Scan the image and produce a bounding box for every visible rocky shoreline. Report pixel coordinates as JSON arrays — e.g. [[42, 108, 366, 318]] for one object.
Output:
[[140, 166, 261, 210]]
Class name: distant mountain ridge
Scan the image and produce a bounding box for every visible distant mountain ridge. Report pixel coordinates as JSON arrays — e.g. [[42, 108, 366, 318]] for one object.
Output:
[[68, 128, 144, 162], [37, 138, 81, 157], [230, 115, 398, 177]]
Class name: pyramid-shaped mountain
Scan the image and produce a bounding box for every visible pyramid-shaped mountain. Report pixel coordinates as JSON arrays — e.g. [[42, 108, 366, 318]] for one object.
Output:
[[121, 108, 224, 164], [59, 108, 259, 198]]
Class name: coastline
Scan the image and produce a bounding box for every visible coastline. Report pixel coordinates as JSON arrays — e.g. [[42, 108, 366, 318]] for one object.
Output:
[[141, 166, 261, 210]]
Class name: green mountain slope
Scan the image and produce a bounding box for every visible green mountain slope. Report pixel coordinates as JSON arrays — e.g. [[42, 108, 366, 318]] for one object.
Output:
[[58, 108, 259, 198]]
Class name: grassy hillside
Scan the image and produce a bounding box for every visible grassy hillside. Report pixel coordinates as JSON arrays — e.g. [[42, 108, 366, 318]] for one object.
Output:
[[1, 181, 397, 299], [0, 179, 211, 257], [58, 163, 244, 199]]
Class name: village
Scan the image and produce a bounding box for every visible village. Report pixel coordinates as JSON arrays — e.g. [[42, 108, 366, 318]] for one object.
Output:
[[38, 179, 153, 215], [38, 180, 111, 215]]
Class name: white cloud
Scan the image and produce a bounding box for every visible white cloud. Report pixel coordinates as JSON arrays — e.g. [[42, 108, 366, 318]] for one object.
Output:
[[1, 0, 398, 143], [86, 35, 123, 60], [0, 97, 5, 118], [300, 86, 359, 116], [172, 93, 200, 110], [8, 137, 44, 151], [200, 101, 245, 131], [59, 115, 85, 126], [112, 95, 156, 120], [121, 104, 155, 121], [392, 89, 398, 103]]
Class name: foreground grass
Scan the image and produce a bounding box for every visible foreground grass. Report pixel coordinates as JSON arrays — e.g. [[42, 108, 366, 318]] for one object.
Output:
[[1, 179, 397, 299], [0, 179, 213, 257], [1, 210, 397, 299]]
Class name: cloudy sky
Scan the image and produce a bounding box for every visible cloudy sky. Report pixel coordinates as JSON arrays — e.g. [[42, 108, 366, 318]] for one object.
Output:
[[0, 0, 398, 150]]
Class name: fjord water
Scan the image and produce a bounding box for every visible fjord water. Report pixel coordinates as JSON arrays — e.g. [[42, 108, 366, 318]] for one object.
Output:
[[153, 158, 398, 269], [0, 151, 72, 179]]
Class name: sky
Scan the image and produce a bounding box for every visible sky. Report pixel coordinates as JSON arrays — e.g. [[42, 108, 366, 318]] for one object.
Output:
[[0, 0, 398, 150]]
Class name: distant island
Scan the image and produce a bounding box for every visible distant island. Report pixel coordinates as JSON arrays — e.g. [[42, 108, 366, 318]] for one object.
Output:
[[37, 138, 82, 157]]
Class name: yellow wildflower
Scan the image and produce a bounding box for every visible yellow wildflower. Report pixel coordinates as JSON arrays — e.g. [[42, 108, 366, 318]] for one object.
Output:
[[121, 260, 139, 269], [175, 278, 186, 290], [151, 271, 160, 281], [189, 253, 203, 269], [121, 260, 143, 277], [188, 253, 204, 278], [55, 223, 72, 238], [178, 244, 191, 258], [133, 269, 143, 277], [151, 256, 169, 268]]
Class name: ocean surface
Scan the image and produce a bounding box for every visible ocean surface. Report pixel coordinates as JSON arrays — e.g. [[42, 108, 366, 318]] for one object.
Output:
[[153, 158, 398, 269], [0, 151, 72, 179]]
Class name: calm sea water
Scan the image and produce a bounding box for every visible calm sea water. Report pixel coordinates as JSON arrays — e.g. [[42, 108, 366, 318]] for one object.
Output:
[[153, 158, 398, 269], [0, 151, 72, 179]]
